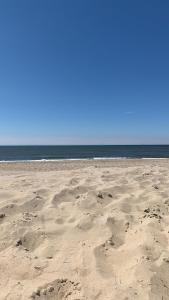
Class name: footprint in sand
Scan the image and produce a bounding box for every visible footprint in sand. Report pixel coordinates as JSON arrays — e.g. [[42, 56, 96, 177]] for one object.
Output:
[[52, 185, 88, 207], [67, 177, 80, 186], [20, 196, 46, 212], [78, 190, 114, 211], [30, 278, 82, 299], [15, 230, 47, 252], [149, 260, 169, 300], [55, 217, 65, 224], [0, 203, 19, 216], [94, 243, 115, 278], [106, 217, 129, 247], [94, 217, 128, 278], [76, 213, 95, 231]]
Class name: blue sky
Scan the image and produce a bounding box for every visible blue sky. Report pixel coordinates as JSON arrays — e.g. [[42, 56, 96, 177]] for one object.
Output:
[[0, 0, 169, 145]]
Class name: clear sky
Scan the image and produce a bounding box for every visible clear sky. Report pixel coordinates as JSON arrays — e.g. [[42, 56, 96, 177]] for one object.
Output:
[[0, 0, 169, 145]]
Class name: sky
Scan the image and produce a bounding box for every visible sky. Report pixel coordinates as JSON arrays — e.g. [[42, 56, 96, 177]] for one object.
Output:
[[0, 0, 169, 145]]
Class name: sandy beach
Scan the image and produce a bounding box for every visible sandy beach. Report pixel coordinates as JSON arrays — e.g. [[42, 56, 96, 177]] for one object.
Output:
[[0, 159, 169, 299]]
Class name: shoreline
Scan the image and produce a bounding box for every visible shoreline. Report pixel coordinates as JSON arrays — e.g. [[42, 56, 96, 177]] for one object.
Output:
[[0, 157, 169, 172], [0, 156, 168, 163]]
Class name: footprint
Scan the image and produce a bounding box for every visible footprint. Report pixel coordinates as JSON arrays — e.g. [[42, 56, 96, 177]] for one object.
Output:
[[52, 186, 88, 207], [0, 203, 19, 216], [68, 177, 80, 186], [55, 217, 64, 224], [94, 243, 114, 278], [33, 189, 50, 197], [106, 217, 127, 248], [94, 217, 128, 278], [16, 230, 47, 251], [30, 278, 82, 299], [20, 196, 45, 212], [78, 192, 98, 211], [149, 261, 169, 300], [77, 213, 95, 231]]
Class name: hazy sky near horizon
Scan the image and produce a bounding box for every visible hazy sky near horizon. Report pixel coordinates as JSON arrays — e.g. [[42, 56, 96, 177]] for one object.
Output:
[[0, 0, 169, 145]]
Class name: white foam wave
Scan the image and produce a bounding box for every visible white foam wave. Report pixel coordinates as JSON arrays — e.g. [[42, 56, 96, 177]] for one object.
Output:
[[0, 157, 168, 163]]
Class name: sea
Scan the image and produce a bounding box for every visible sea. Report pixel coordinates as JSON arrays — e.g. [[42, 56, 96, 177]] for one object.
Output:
[[0, 145, 169, 161]]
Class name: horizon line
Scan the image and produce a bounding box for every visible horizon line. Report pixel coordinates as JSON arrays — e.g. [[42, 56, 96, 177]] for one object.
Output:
[[0, 144, 169, 147]]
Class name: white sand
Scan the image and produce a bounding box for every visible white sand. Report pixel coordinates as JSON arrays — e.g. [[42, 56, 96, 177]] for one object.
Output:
[[0, 159, 169, 299]]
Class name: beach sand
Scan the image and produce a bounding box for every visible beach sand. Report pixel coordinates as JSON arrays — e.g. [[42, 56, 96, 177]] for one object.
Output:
[[0, 159, 169, 299]]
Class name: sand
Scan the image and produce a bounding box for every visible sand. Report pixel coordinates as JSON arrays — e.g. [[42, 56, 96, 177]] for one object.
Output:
[[0, 159, 169, 299]]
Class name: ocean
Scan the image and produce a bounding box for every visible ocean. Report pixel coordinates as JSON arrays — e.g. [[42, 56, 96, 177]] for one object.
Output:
[[0, 145, 169, 161]]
